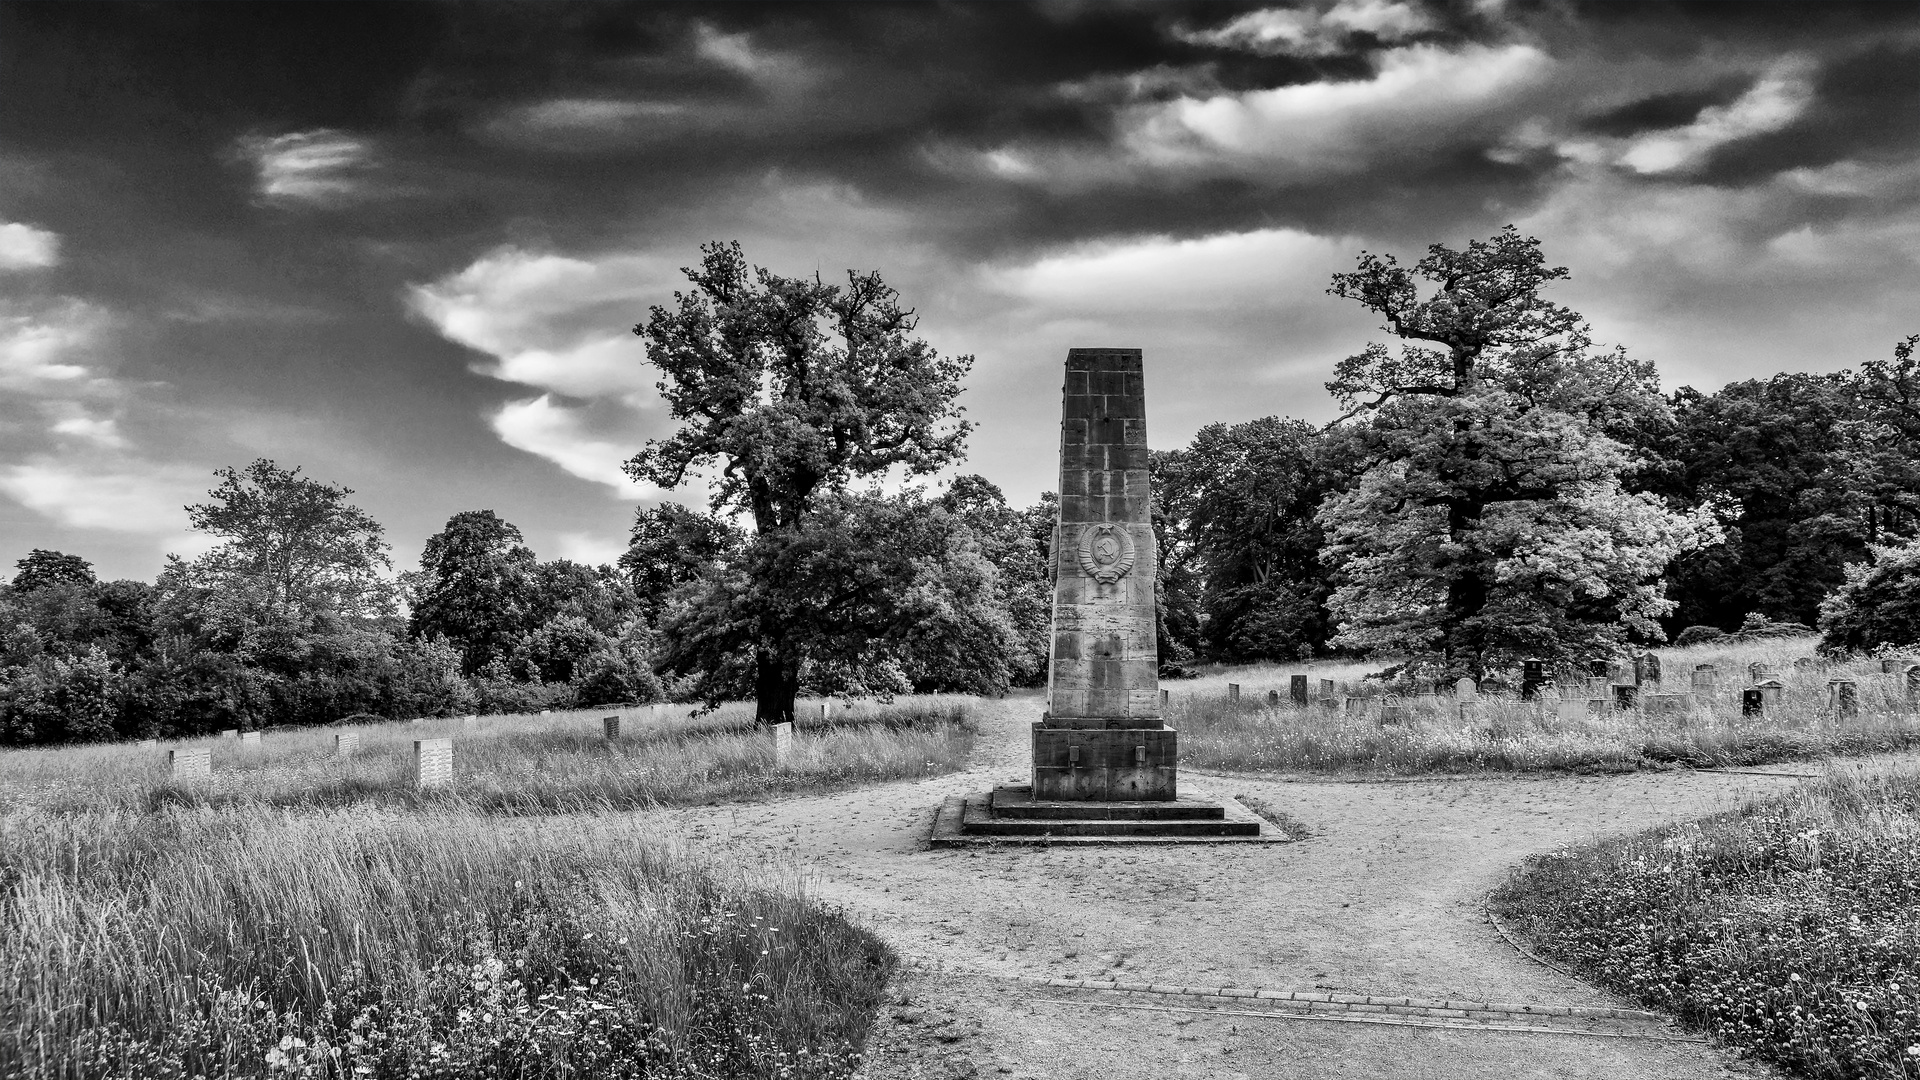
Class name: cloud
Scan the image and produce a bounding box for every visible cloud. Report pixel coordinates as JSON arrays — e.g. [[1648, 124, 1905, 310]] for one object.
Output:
[[1617, 58, 1815, 175], [0, 298, 104, 389], [0, 457, 206, 536], [553, 530, 628, 567], [491, 395, 648, 491], [1176, 1, 1436, 58], [236, 129, 375, 206], [48, 412, 127, 449], [984, 227, 1353, 313], [408, 247, 673, 399], [0, 222, 59, 270]]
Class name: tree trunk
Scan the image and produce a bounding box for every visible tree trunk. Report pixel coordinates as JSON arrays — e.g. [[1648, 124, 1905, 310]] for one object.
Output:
[[753, 646, 799, 726]]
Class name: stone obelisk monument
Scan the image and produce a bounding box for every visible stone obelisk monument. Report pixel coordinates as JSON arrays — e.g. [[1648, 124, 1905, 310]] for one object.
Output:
[[1032, 348, 1174, 800], [933, 347, 1260, 842]]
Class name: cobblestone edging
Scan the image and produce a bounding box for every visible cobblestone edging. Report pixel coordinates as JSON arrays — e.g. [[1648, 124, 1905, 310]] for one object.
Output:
[[1002, 973, 1665, 1024]]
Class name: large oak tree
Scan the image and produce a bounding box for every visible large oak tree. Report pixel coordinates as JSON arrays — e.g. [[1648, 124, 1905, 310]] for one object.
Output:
[[628, 242, 973, 723]]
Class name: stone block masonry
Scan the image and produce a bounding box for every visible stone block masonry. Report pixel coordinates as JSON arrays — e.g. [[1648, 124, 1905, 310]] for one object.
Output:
[[1036, 348, 1168, 800]]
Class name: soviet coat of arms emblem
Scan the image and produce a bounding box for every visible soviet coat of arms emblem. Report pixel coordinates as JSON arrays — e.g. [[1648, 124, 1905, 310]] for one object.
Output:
[[1076, 523, 1136, 586]]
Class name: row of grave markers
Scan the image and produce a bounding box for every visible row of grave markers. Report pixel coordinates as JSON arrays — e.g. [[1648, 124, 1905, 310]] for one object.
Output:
[[158, 707, 804, 784]]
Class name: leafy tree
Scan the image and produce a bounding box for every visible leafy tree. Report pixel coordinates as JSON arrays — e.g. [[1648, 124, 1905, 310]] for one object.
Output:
[[10, 549, 95, 593], [1320, 226, 1710, 678], [1155, 417, 1336, 661], [185, 459, 393, 622], [1818, 537, 1920, 652], [407, 510, 537, 673], [620, 503, 742, 624], [1654, 374, 1860, 630], [936, 476, 1051, 686], [628, 241, 972, 723], [657, 490, 1014, 705]]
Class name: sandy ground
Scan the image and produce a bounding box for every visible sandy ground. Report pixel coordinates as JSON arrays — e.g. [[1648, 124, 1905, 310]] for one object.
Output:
[[646, 692, 1879, 1080]]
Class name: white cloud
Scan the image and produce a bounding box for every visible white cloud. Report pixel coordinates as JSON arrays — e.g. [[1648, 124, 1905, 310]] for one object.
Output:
[[237, 129, 373, 206], [553, 531, 628, 567], [1178, 1, 1434, 58], [0, 298, 102, 389], [1126, 44, 1549, 170], [488, 98, 688, 143], [1617, 59, 1814, 176], [491, 395, 647, 491], [409, 247, 673, 399], [0, 222, 59, 271], [0, 458, 206, 535], [985, 227, 1354, 312], [49, 413, 126, 449]]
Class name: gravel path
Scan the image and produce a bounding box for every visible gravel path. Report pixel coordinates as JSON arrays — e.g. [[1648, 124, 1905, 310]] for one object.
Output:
[[648, 692, 1869, 1080]]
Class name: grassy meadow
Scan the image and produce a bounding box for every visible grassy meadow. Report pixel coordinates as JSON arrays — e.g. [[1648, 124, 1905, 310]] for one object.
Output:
[[1491, 766, 1920, 1079], [0, 697, 977, 815], [0, 808, 892, 1079], [0, 696, 979, 1078], [1165, 637, 1920, 776]]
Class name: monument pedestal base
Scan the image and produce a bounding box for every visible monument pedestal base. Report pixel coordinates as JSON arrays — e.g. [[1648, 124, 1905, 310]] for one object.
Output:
[[1031, 723, 1176, 800], [931, 786, 1269, 845]]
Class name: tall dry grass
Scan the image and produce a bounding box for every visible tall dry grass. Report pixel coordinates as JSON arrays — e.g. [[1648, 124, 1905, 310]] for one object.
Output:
[[0, 806, 892, 1079], [1492, 767, 1920, 1078], [1167, 637, 1920, 776], [0, 698, 976, 815]]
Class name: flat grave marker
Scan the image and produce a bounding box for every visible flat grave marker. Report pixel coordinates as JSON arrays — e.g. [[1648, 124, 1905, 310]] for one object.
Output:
[[169, 747, 210, 781], [772, 721, 794, 767]]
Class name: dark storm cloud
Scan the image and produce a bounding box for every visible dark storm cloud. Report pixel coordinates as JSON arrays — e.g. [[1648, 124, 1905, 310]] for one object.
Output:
[[2, 1, 1919, 578]]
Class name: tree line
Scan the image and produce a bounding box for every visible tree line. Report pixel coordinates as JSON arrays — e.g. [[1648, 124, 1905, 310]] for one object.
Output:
[[3, 231, 1917, 742]]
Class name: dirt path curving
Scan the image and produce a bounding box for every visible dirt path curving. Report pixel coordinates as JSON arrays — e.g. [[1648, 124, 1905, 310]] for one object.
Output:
[[646, 693, 1884, 1080]]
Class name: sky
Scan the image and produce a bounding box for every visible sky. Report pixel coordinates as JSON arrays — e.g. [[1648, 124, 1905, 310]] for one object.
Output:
[[2, 1, 1918, 581]]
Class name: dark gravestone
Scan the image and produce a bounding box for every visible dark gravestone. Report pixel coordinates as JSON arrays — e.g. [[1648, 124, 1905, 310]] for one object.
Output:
[[1612, 684, 1640, 711], [1828, 678, 1859, 720], [1742, 688, 1764, 717], [1267, 689, 1280, 707], [1521, 658, 1546, 701], [1290, 674, 1309, 706]]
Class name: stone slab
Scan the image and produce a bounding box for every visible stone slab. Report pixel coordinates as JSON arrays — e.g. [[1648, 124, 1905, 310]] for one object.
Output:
[[989, 784, 1222, 821], [930, 793, 1279, 846], [1032, 725, 1175, 800]]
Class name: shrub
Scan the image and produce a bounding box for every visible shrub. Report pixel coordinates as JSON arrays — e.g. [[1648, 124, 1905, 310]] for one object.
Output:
[[1673, 625, 1727, 648], [1820, 538, 1920, 653]]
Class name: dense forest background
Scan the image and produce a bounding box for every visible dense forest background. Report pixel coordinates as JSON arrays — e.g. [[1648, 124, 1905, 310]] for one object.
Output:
[[4, 232, 1919, 744]]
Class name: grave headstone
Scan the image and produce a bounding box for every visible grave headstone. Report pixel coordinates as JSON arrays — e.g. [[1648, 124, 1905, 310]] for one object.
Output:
[[1756, 679, 1784, 712], [1883, 658, 1911, 675], [169, 747, 211, 780], [218, 728, 237, 739], [409, 717, 423, 725], [1636, 653, 1662, 686], [1379, 702, 1409, 726], [335, 731, 359, 756], [240, 731, 261, 750], [1556, 699, 1587, 724], [1828, 678, 1859, 720], [1454, 677, 1477, 702], [1587, 659, 1610, 677], [772, 721, 794, 767], [1319, 678, 1336, 700], [1585, 676, 1610, 700], [1691, 664, 1718, 692], [820, 701, 831, 721], [603, 715, 621, 740], [539, 709, 552, 717], [1344, 695, 1366, 713], [1290, 674, 1309, 706], [1643, 693, 1687, 721], [1160, 688, 1170, 707], [1907, 663, 1920, 707], [1227, 683, 1240, 702], [1521, 658, 1546, 701], [138, 738, 158, 749], [1266, 690, 1280, 707], [413, 738, 453, 788], [1612, 684, 1640, 711], [1742, 688, 1765, 717], [1749, 662, 1773, 685], [462, 714, 477, 728]]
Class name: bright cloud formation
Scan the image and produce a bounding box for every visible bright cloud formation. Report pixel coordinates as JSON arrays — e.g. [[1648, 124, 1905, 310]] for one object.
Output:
[[409, 247, 671, 399], [1618, 58, 1815, 175], [0, 221, 60, 270], [1177, 1, 1436, 57], [0, 457, 206, 536], [0, 298, 101, 389], [985, 227, 1352, 313], [237, 129, 374, 206], [491, 395, 645, 491]]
